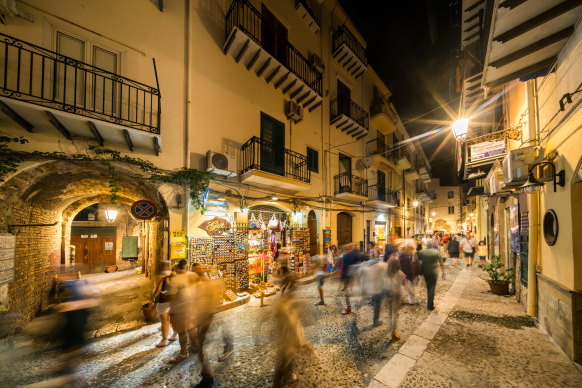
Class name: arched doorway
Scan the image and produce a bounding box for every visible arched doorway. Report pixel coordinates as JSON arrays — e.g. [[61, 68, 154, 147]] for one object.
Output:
[[70, 202, 142, 274], [308, 210, 318, 256], [337, 212, 352, 247]]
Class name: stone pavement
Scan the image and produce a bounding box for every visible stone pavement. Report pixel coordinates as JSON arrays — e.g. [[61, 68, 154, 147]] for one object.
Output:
[[371, 267, 582, 388], [1, 267, 463, 387]]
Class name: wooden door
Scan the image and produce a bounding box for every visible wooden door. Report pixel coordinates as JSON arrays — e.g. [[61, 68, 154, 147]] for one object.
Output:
[[70, 233, 116, 273], [308, 211, 318, 256], [262, 5, 288, 65], [260, 112, 285, 176], [337, 80, 351, 117], [337, 212, 352, 248]]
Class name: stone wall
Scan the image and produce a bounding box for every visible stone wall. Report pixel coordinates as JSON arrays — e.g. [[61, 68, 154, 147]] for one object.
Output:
[[537, 274, 582, 362]]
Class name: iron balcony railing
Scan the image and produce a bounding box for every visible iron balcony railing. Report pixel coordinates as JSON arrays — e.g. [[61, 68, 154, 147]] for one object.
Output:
[[366, 138, 391, 158], [330, 98, 369, 130], [225, 0, 322, 96], [332, 25, 367, 66], [368, 185, 400, 206], [0, 33, 161, 134], [241, 136, 310, 183], [334, 172, 368, 197], [370, 98, 397, 122]]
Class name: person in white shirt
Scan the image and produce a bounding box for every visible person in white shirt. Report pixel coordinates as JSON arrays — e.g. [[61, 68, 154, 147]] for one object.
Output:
[[460, 232, 478, 266], [384, 256, 407, 341], [359, 256, 388, 327]]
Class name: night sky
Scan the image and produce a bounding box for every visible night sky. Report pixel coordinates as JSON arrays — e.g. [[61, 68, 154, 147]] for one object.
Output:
[[339, 0, 461, 185]]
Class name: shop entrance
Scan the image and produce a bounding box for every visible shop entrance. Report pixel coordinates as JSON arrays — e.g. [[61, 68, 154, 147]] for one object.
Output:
[[308, 210, 318, 256], [337, 212, 352, 247]]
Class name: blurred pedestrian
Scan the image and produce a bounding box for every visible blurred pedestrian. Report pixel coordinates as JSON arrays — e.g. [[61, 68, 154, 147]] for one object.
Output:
[[189, 264, 225, 385], [367, 241, 379, 260], [383, 235, 399, 262], [385, 256, 407, 341], [272, 276, 312, 388], [398, 240, 420, 304], [447, 235, 460, 266], [340, 242, 359, 315], [359, 251, 388, 326], [477, 240, 488, 265], [313, 255, 327, 306], [419, 240, 445, 311], [460, 232, 478, 266], [168, 259, 197, 363], [149, 260, 178, 347]]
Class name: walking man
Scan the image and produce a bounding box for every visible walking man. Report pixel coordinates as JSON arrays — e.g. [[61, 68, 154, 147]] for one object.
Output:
[[418, 240, 445, 311], [447, 235, 460, 266], [460, 232, 477, 267]]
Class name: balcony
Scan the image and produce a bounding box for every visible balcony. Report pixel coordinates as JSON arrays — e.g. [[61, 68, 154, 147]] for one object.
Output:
[[240, 136, 310, 193], [386, 148, 411, 171], [295, 0, 320, 34], [223, 0, 323, 112], [330, 98, 369, 139], [370, 99, 397, 134], [334, 172, 368, 203], [367, 185, 399, 208], [365, 138, 397, 170], [405, 161, 421, 182], [0, 33, 161, 154], [332, 25, 367, 78]]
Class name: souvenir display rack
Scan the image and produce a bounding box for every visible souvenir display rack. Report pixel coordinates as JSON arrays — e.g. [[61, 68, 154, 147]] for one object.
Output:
[[248, 229, 269, 282], [188, 237, 214, 269]]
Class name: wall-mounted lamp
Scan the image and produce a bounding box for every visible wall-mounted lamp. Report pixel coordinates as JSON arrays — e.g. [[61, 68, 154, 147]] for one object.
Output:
[[104, 208, 118, 223], [431, 212, 436, 217], [521, 161, 565, 194], [412, 201, 419, 208], [452, 118, 470, 141]]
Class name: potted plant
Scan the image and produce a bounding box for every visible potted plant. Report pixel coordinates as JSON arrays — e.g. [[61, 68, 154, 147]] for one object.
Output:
[[478, 255, 513, 295]]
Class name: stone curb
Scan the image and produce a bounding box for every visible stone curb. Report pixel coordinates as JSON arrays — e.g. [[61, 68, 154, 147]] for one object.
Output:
[[369, 269, 472, 388], [216, 293, 251, 313]]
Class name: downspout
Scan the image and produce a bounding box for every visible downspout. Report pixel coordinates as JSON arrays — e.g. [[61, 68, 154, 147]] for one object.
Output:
[[184, 0, 192, 237], [402, 172, 406, 237], [526, 79, 539, 317]]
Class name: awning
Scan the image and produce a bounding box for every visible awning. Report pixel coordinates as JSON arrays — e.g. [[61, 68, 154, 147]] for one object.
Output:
[[482, 0, 582, 88]]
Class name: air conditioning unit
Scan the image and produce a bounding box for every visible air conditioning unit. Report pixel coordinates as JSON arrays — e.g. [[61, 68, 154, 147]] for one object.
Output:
[[502, 146, 538, 188], [309, 53, 323, 73], [206, 150, 237, 177], [286, 100, 303, 123]]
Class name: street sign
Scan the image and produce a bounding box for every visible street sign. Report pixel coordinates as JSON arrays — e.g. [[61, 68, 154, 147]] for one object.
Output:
[[131, 200, 157, 220]]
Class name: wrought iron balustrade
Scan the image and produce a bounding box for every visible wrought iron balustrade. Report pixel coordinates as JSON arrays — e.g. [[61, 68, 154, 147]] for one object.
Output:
[[0, 33, 161, 134], [225, 0, 322, 95], [330, 98, 369, 129], [332, 25, 367, 65], [369, 185, 400, 206], [334, 172, 368, 197], [366, 138, 391, 157], [241, 136, 310, 183]]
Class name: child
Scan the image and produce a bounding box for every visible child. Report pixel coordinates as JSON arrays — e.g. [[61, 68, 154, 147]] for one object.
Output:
[[314, 255, 326, 306], [477, 241, 488, 264]]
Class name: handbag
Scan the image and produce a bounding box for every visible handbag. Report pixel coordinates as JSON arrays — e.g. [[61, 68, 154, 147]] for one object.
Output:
[[249, 213, 258, 228], [268, 214, 279, 229], [156, 276, 171, 304]]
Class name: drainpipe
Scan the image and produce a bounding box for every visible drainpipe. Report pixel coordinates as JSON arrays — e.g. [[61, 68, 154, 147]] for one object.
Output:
[[184, 0, 192, 237], [526, 79, 539, 317], [402, 172, 406, 238]]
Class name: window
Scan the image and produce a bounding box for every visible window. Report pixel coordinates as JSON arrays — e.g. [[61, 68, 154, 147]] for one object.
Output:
[[55, 31, 119, 113], [448, 191, 454, 199], [448, 206, 455, 215], [307, 147, 319, 173]]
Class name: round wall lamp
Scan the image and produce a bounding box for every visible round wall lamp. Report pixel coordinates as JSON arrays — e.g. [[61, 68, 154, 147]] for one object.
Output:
[[543, 209, 559, 246]]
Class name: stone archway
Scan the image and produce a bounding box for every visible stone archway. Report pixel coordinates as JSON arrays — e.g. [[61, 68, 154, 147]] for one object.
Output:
[[0, 160, 168, 326]]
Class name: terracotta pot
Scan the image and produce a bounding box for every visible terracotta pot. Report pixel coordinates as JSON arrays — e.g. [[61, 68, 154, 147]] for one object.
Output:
[[105, 265, 118, 273], [489, 281, 509, 295]]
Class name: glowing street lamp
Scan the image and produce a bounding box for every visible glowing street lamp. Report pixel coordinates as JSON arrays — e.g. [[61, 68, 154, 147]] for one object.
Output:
[[431, 211, 436, 217], [413, 201, 419, 208], [104, 208, 118, 223], [452, 118, 470, 141]]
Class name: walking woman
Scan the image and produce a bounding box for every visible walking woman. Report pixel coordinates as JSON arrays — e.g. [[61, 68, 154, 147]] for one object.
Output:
[[398, 241, 420, 304], [385, 256, 407, 342], [149, 260, 178, 347]]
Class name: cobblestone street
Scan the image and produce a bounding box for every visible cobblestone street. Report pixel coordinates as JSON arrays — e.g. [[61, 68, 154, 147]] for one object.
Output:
[[2, 264, 581, 387]]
